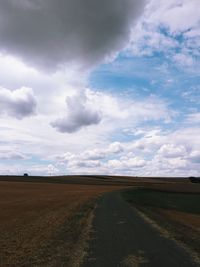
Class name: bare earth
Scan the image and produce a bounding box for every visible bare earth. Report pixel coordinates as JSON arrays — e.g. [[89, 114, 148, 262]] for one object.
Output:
[[0, 180, 126, 266]]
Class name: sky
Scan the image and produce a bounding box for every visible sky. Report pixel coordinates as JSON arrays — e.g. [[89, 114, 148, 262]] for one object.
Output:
[[0, 0, 199, 177]]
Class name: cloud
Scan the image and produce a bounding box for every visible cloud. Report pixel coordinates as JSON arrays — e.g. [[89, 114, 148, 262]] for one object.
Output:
[[108, 157, 146, 169], [53, 142, 146, 174], [0, 150, 28, 160], [155, 0, 200, 34], [129, 0, 200, 70], [153, 155, 188, 171], [87, 90, 174, 124], [54, 141, 124, 163], [51, 88, 174, 134], [173, 53, 195, 67], [51, 92, 101, 133], [0, 0, 146, 71], [188, 151, 200, 163], [47, 164, 60, 175], [186, 112, 200, 124], [82, 149, 106, 160], [158, 144, 187, 158], [1, 124, 200, 176], [0, 87, 37, 119], [108, 142, 124, 154], [68, 159, 101, 169]]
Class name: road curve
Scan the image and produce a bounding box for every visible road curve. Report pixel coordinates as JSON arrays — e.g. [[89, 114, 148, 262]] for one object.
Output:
[[82, 191, 198, 267]]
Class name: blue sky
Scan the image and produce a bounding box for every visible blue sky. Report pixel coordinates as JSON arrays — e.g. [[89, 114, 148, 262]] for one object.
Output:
[[90, 53, 200, 113], [0, 0, 199, 176]]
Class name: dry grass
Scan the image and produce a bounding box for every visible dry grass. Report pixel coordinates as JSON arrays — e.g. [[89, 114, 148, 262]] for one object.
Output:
[[121, 251, 148, 267], [0, 181, 125, 266], [146, 181, 200, 193], [158, 209, 200, 232], [154, 208, 200, 263], [123, 186, 200, 265], [135, 208, 200, 265]]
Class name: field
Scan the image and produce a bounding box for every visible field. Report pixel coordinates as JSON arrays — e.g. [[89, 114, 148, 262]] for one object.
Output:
[[1, 175, 200, 266], [0, 180, 127, 267], [123, 187, 200, 261]]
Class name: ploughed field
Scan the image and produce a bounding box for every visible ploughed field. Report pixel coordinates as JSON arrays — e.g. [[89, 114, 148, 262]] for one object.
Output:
[[0, 180, 126, 267]]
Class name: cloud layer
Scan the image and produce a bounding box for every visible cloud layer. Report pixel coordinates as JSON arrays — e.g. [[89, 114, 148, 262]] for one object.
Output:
[[0, 0, 199, 177], [52, 125, 200, 176], [0, 0, 146, 70]]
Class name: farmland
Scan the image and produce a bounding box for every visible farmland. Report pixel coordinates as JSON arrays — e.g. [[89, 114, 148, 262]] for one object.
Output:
[[0, 175, 200, 266], [122, 187, 200, 262], [0, 179, 127, 267]]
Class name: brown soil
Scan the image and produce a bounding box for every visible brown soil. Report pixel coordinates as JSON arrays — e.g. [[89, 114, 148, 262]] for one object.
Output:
[[0, 181, 126, 266]]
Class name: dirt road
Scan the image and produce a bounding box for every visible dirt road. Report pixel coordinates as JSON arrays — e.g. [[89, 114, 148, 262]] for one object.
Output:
[[82, 191, 198, 267]]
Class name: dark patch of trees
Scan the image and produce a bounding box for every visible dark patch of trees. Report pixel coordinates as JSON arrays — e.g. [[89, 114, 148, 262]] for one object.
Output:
[[189, 177, 200, 183]]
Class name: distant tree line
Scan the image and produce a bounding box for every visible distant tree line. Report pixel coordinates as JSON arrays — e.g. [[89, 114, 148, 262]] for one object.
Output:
[[189, 177, 200, 183]]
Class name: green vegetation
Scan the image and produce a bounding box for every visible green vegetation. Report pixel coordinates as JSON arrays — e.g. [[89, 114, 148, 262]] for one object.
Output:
[[123, 188, 200, 214], [123, 188, 200, 262]]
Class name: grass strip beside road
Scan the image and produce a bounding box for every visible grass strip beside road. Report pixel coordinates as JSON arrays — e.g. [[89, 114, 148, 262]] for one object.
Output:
[[122, 188, 200, 263], [123, 188, 200, 214]]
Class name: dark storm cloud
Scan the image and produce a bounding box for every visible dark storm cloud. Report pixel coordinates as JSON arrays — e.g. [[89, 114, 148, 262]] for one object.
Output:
[[0, 0, 146, 70], [0, 87, 37, 119], [51, 93, 101, 133]]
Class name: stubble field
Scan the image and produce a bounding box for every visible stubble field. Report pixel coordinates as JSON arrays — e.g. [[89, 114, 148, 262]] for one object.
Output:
[[0, 180, 126, 267]]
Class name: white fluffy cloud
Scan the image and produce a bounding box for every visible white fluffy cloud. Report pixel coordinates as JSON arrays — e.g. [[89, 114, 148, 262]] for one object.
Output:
[[51, 88, 174, 133], [0, 0, 146, 71], [158, 144, 187, 158], [108, 157, 146, 170], [54, 141, 124, 163], [51, 91, 101, 133], [129, 0, 200, 70], [144, 0, 200, 34], [52, 125, 200, 176], [0, 87, 37, 119], [1, 123, 200, 176]]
